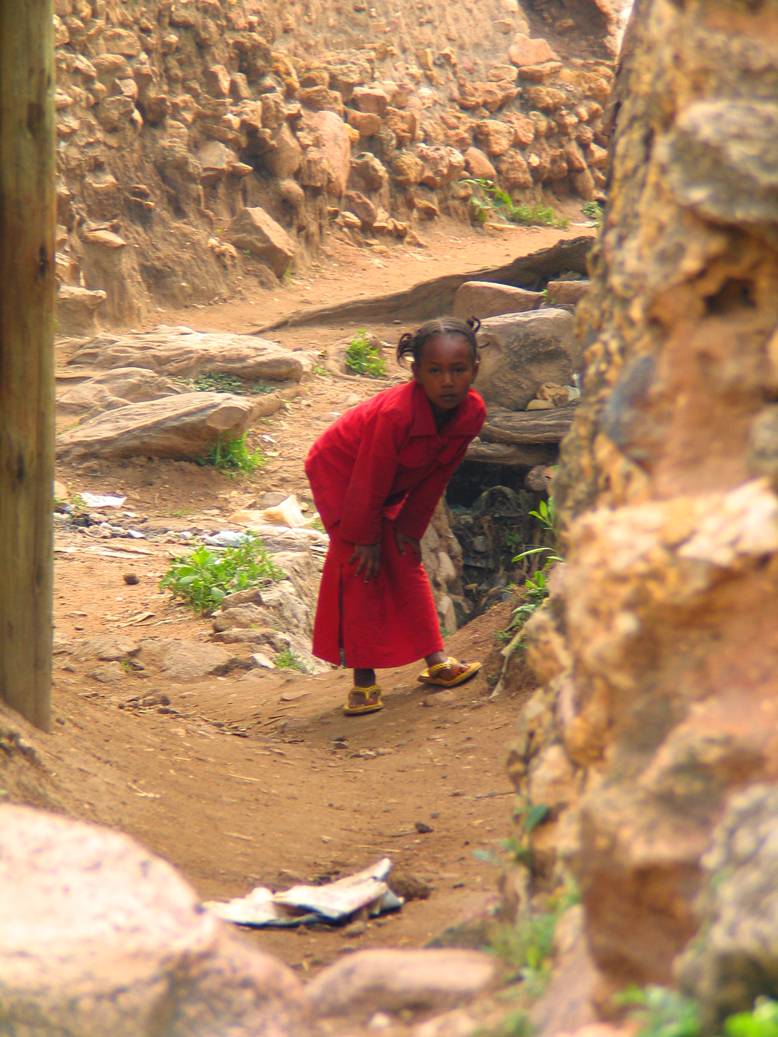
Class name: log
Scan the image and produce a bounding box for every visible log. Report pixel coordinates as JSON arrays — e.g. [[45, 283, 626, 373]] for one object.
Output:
[[478, 404, 577, 445], [0, 0, 56, 730], [465, 440, 557, 467]]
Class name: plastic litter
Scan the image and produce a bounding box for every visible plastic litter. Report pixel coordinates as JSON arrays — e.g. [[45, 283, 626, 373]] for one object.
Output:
[[81, 493, 127, 509], [205, 858, 403, 929]]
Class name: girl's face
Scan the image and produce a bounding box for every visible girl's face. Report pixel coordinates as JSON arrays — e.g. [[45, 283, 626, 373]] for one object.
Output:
[[412, 333, 479, 413]]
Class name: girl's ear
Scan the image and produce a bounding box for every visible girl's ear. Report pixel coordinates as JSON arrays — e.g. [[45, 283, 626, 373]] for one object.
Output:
[[471, 358, 480, 381], [411, 360, 421, 381]]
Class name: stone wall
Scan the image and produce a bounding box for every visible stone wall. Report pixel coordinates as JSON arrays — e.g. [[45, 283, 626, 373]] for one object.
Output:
[[505, 0, 778, 1011], [54, 0, 615, 327]]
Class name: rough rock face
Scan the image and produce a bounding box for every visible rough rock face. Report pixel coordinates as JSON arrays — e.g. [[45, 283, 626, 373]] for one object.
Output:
[[53, 0, 616, 327], [0, 804, 307, 1035], [504, 0, 778, 1010]]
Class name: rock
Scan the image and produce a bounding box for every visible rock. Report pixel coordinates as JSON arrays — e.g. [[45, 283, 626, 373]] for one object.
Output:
[[135, 640, 235, 680], [678, 785, 778, 1026], [72, 635, 140, 662], [508, 34, 559, 68], [350, 152, 389, 192], [300, 110, 352, 196], [305, 949, 496, 1020], [474, 119, 515, 157], [197, 140, 238, 183], [347, 109, 382, 137], [475, 310, 576, 410], [56, 392, 278, 461], [265, 124, 303, 177], [545, 279, 590, 306], [661, 100, 778, 244], [58, 367, 185, 419], [391, 152, 425, 186], [226, 207, 296, 277], [220, 588, 264, 610], [496, 150, 533, 190], [68, 328, 303, 382], [0, 805, 307, 1035], [464, 146, 497, 181], [212, 604, 268, 631], [56, 285, 107, 337], [453, 281, 542, 320], [352, 86, 390, 116]]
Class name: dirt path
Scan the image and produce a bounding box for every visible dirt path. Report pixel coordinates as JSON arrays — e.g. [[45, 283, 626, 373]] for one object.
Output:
[[35, 219, 576, 974]]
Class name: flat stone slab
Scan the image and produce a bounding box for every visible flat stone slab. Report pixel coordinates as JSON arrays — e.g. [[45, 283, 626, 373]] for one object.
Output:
[[68, 326, 304, 383], [453, 281, 542, 320], [56, 391, 280, 460]]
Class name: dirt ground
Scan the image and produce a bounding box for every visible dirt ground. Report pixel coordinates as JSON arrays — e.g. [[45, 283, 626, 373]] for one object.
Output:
[[12, 218, 584, 978]]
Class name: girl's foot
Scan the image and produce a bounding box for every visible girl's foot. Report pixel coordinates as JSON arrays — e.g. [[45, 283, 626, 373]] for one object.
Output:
[[417, 657, 481, 688], [343, 684, 384, 716]]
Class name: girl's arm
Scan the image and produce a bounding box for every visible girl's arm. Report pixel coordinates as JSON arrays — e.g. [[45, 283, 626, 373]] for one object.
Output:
[[394, 440, 470, 541]]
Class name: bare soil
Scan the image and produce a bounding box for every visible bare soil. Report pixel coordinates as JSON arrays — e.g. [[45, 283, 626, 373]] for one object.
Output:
[[24, 219, 583, 976]]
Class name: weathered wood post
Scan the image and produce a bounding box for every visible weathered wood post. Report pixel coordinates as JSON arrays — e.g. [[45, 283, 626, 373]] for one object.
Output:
[[0, 0, 56, 730]]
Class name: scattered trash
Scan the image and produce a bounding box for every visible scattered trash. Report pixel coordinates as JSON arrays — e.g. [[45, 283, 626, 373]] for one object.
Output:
[[205, 858, 404, 929], [81, 493, 127, 509], [202, 530, 252, 548]]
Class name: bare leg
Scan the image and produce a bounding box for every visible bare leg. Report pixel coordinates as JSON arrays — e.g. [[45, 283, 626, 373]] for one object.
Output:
[[354, 666, 376, 688]]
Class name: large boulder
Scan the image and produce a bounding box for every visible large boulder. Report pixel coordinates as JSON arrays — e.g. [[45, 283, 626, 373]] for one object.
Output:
[[453, 281, 543, 321], [56, 391, 280, 460], [226, 207, 296, 277], [475, 309, 576, 411], [68, 328, 304, 382], [0, 805, 307, 1036]]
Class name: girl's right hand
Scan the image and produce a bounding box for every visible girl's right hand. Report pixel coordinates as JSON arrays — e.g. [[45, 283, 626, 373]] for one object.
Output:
[[350, 543, 381, 581]]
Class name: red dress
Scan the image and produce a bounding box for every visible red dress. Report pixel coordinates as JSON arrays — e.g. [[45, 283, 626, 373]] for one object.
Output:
[[305, 380, 486, 668]]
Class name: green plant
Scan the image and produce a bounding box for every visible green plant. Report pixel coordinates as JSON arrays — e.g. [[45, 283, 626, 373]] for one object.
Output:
[[726, 1000, 778, 1037], [199, 434, 266, 473], [582, 200, 604, 227], [274, 648, 308, 672], [345, 329, 387, 377], [616, 988, 701, 1037], [474, 1009, 533, 1037], [68, 491, 87, 513], [192, 371, 275, 395], [461, 179, 569, 229], [160, 534, 284, 614]]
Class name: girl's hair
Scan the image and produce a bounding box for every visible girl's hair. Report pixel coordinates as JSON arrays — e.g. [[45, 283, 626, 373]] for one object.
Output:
[[396, 316, 481, 365]]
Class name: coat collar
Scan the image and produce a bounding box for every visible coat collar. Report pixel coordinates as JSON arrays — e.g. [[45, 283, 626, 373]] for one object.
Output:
[[408, 380, 482, 437]]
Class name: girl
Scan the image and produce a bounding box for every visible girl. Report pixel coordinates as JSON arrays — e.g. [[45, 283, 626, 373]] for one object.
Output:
[[305, 317, 487, 716]]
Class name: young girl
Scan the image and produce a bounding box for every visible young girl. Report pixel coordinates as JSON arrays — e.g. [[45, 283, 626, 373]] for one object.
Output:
[[305, 317, 486, 716]]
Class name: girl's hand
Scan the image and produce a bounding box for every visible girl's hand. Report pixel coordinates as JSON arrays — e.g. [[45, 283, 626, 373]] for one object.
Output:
[[350, 543, 381, 581], [394, 529, 421, 559]]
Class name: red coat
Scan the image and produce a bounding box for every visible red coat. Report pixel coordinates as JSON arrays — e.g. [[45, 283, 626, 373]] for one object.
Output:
[[305, 381, 486, 668]]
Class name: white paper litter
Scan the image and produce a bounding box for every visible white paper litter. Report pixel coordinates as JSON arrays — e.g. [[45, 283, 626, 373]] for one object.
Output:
[[81, 493, 127, 509], [205, 858, 403, 928]]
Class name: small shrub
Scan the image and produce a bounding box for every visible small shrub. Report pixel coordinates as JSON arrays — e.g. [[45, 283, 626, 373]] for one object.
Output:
[[461, 179, 569, 229], [160, 534, 284, 614], [345, 330, 386, 377], [726, 999, 778, 1037], [200, 434, 266, 473], [192, 371, 275, 395], [475, 1010, 532, 1037], [581, 200, 604, 227], [274, 648, 308, 672]]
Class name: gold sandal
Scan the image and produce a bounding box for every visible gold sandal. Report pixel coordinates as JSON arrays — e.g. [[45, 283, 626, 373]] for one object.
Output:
[[417, 657, 481, 688], [343, 684, 384, 716]]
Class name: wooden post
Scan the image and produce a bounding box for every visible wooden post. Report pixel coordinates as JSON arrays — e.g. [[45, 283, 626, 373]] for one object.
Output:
[[0, 0, 55, 730]]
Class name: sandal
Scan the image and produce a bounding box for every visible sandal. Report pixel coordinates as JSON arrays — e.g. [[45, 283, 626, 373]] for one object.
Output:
[[417, 657, 481, 688], [343, 684, 384, 716]]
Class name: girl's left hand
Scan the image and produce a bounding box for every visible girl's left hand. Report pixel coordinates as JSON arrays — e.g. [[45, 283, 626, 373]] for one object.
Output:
[[394, 529, 421, 559]]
